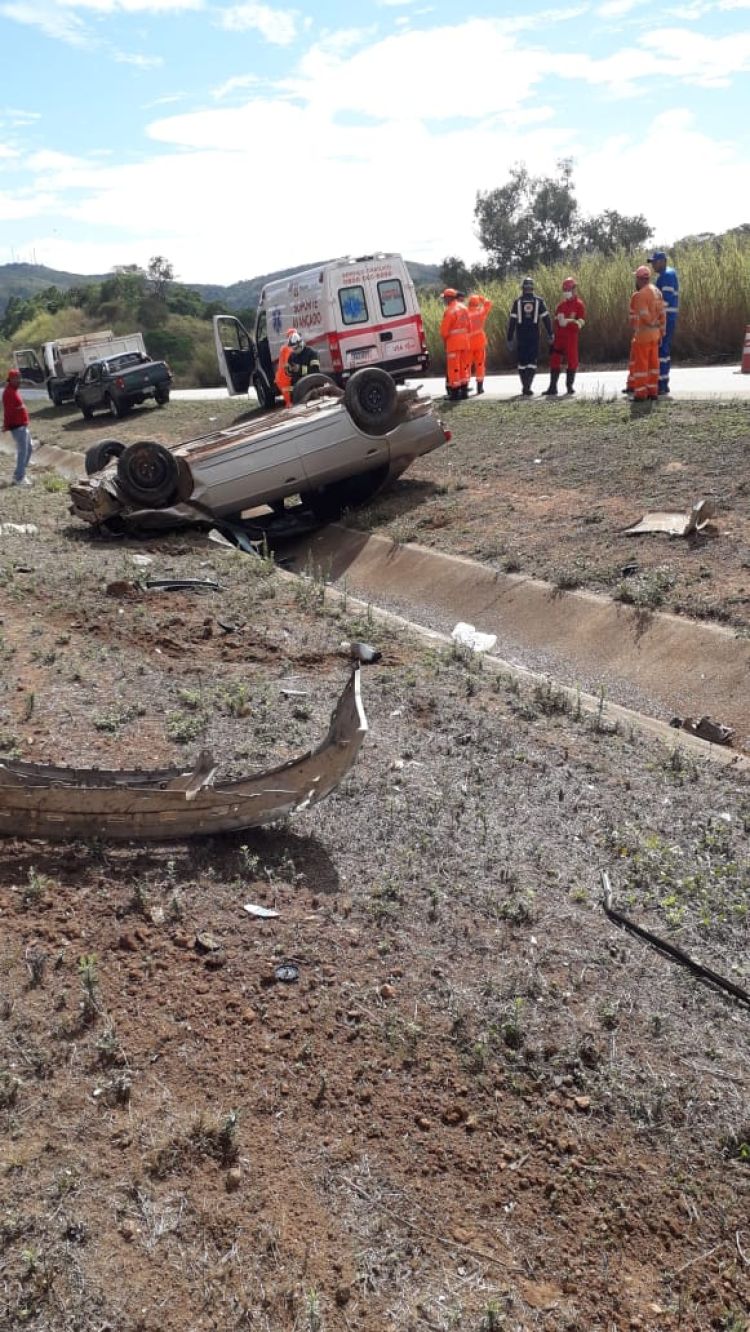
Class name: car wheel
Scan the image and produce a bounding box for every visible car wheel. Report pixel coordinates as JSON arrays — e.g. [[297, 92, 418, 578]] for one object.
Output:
[[291, 373, 342, 406], [116, 441, 180, 508], [106, 393, 130, 419], [85, 438, 125, 476], [80, 403, 95, 420], [344, 368, 398, 435], [155, 388, 170, 407], [301, 465, 389, 523], [51, 388, 64, 407], [253, 371, 276, 411]]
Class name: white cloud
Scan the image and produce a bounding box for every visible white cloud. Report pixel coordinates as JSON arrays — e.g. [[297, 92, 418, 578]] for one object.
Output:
[[219, 3, 297, 45], [212, 73, 260, 100], [0, 2, 88, 45], [115, 51, 164, 67], [597, 0, 647, 16]]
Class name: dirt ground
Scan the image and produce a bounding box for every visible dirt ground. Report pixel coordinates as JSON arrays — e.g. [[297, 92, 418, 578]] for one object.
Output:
[[0, 444, 748, 1332]]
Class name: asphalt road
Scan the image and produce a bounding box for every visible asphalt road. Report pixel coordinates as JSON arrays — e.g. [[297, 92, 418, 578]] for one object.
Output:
[[169, 363, 750, 403]]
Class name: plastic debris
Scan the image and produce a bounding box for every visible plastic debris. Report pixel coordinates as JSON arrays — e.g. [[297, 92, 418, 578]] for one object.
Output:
[[341, 640, 382, 664], [274, 961, 299, 982], [243, 903, 280, 919], [130, 553, 153, 567], [0, 523, 38, 536], [624, 498, 717, 538], [451, 622, 498, 654]]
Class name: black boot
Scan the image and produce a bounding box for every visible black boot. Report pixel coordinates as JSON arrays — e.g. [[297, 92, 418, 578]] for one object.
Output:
[[543, 370, 560, 397], [523, 370, 535, 396], [566, 371, 576, 395], [476, 380, 484, 395]]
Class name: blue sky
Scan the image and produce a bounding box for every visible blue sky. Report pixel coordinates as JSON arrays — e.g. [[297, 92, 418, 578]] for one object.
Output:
[[0, 0, 748, 283]]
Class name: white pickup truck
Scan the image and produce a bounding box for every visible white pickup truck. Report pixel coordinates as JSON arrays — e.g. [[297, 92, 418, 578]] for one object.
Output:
[[13, 331, 148, 406]]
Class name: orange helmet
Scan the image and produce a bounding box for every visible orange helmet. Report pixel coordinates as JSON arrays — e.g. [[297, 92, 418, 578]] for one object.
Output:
[[441, 288, 457, 300], [634, 265, 650, 279], [562, 277, 576, 291], [467, 293, 481, 308]]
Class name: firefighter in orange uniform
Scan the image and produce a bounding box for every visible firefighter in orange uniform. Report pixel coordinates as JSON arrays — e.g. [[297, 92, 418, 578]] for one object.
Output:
[[440, 288, 471, 400], [627, 266, 666, 401], [544, 277, 586, 396], [467, 293, 493, 395], [275, 328, 297, 407]]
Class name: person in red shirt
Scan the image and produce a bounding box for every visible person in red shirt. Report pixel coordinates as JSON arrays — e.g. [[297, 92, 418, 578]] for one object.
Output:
[[544, 277, 586, 396], [2, 368, 33, 486]]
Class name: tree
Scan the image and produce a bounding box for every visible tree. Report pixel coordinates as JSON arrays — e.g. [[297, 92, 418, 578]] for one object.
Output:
[[439, 255, 475, 293], [475, 160, 651, 274], [475, 159, 578, 275], [576, 209, 651, 256], [147, 256, 175, 302]]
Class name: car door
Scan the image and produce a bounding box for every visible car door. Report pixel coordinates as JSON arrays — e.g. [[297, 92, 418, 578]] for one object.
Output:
[[213, 315, 257, 396], [12, 349, 45, 385], [77, 363, 100, 409]]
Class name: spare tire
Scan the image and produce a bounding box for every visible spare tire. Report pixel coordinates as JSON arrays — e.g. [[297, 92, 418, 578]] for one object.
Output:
[[344, 368, 398, 435], [85, 438, 125, 476], [291, 373, 341, 406], [116, 441, 180, 508]]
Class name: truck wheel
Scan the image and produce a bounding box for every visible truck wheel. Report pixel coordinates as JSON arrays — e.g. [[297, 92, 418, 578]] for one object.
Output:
[[155, 388, 170, 407], [301, 465, 389, 522], [51, 387, 65, 407], [80, 403, 95, 420], [116, 441, 180, 508], [344, 368, 398, 435], [106, 393, 130, 419], [253, 372, 276, 411], [85, 439, 125, 476], [291, 373, 342, 406]]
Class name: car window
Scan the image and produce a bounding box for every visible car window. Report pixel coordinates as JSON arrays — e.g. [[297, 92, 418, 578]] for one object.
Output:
[[339, 285, 368, 325], [106, 353, 143, 373], [256, 310, 267, 342], [378, 278, 406, 318], [222, 321, 252, 353]]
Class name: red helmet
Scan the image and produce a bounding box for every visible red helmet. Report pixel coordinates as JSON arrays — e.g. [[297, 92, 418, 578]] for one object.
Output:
[[7, 367, 21, 381], [441, 288, 457, 300], [634, 264, 650, 279], [562, 277, 576, 291]]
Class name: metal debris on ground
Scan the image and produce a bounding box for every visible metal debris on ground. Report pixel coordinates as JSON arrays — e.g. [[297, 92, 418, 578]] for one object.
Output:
[[130, 553, 153, 567], [273, 961, 299, 982], [669, 715, 734, 746], [624, 498, 718, 538], [0, 523, 39, 536], [145, 577, 220, 592], [600, 872, 750, 1009], [341, 639, 382, 664], [451, 622, 498, 654], [243, 904, 280, 919]]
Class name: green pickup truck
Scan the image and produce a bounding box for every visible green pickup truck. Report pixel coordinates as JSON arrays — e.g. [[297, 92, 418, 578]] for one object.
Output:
[[73, 352, 172, 420]]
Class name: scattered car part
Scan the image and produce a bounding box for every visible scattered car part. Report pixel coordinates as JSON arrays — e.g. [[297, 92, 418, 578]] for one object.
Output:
[[451, 622, 498, 654], [341, 639, 382, 664], [0, 669, 367, 842], [144, 578, 220, 593], [244, 904, 280, 919], [624, 498, 717, 538], [273, 961, 300, 982], [669, 716, 734, 745], [601, 872, 750, 1009]]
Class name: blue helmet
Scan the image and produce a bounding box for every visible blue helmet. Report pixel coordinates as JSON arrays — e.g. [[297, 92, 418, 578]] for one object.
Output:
[[648, 250, 667, 263]]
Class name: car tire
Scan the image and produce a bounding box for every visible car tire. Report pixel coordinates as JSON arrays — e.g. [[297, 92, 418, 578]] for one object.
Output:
[[291, 373, 342, 406], [79, 402, 95, 420], [253, 371, 276, 411], [116, 441, 180, 508], [155, 388, 170, 407], [301, 464, 389, 523], [85, 438, 125, 476], [344, 368, 398, 435], [51, 387, 64, 407]]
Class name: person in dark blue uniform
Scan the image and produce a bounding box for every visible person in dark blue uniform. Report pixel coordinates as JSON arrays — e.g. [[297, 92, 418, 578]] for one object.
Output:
[[507, 278, 554, 396], [648, 250, 679, 395]]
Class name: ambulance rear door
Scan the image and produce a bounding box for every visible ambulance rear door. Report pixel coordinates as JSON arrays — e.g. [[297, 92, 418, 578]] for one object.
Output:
[[332, 257, 424, 378]]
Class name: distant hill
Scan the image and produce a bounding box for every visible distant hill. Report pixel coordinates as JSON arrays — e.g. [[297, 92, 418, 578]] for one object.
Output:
[[0, 257, 443, 313]]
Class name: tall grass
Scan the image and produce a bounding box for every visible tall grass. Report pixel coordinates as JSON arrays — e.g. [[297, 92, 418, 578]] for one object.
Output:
[[420, 233, 750, 374]]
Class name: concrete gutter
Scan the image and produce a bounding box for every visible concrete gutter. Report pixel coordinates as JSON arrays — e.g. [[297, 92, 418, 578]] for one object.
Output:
[[0, 434, 85, 480], [288, 525, 750, 755]]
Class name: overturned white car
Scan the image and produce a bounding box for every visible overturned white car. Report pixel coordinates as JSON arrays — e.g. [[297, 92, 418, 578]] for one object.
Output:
[[69, 369, 449, 529]]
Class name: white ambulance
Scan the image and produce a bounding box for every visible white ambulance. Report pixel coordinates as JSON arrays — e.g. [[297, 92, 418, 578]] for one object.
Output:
[[213, 252, 430, 408]]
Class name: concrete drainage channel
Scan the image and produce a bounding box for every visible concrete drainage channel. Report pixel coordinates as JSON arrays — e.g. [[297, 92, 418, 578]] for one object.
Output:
[[285, 524, 750, 765]]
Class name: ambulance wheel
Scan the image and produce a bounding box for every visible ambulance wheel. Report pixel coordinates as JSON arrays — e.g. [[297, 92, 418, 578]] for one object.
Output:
[[253, 371, 276, 411], [85, 438, 125, 475], [344, 368, 398, 435], [301, 465, 389, 523], [291, 373, 341, 406]]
